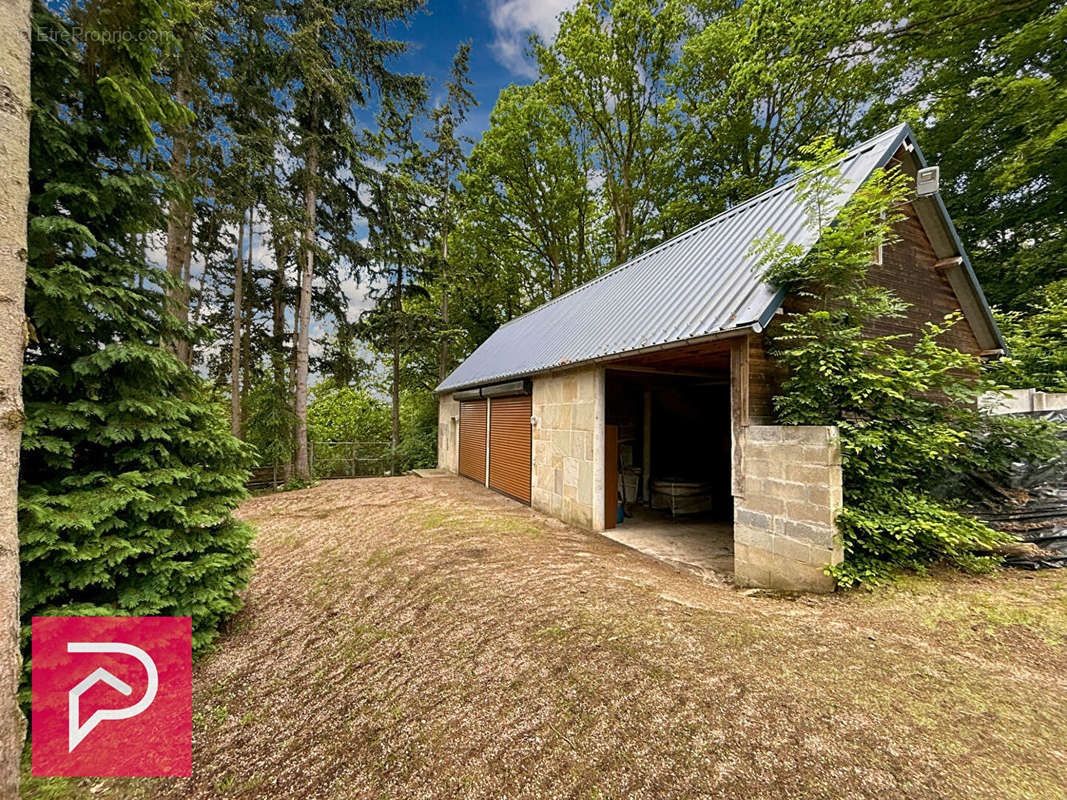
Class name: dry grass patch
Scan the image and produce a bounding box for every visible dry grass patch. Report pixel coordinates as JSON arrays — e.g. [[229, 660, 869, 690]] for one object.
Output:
[[23, 477, 1067, 800]]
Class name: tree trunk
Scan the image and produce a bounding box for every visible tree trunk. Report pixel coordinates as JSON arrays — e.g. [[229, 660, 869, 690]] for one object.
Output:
[[270, 234, 289, 481], [287, 266, 300, 483], [294, 130, 318, 481], [182, 224, 193, 353], [271, 236, 287, 386], [0, 0, 31, 792], [241, 206, 254, 429], [391, 252, 402, 473], [289, 268, 299, 399], [437, 187, 449, 383], [165, 56, 193, 365], [231, 213, 245, 438]]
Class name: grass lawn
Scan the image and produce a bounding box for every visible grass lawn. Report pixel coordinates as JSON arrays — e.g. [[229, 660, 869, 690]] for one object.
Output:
[[24, 476, 1067, 799]]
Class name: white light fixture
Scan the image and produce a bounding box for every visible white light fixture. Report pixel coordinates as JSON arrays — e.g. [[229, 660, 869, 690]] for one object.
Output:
[[916, 166, 940, 197]]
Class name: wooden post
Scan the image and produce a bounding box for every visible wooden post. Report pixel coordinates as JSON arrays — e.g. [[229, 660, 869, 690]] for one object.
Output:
[[730, 335, 750, 498], [642, 389, 652, 504], [605, 425, 619, 530]]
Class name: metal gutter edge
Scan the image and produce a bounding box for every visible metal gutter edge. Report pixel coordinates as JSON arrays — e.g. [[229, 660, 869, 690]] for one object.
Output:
[[436, 325, 760, 394]]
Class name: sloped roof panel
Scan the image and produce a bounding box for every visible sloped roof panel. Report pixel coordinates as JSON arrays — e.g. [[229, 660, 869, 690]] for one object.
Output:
[[437, 125, 911, 393]]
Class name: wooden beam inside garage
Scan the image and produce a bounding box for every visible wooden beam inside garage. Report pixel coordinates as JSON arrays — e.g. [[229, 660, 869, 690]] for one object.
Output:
[[730, 336, 750, 498]]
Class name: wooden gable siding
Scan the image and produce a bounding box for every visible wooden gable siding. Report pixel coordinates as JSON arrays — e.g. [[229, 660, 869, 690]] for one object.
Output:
[[748, 335, 780, 424], [748, 203, 983, 422], [865, 205, 981, 355]]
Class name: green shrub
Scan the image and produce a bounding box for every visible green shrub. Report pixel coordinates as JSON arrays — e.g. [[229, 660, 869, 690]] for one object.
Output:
[[396, 390, 438, 471], [837, 493, 1006, 588], [985, 280, 1067, 392], [307, 382, 391, 444], [755, 138, 1063, 587], [244, 373, 295, 468]]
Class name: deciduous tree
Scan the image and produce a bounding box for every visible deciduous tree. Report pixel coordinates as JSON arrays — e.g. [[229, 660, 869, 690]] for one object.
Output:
[[673, 0, 882, 216], [538, 0, 686, 265], [864, 0, 1066, 309], [459, 83, 604, 309]]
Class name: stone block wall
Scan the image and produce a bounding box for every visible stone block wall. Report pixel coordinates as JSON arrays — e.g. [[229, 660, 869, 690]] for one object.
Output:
[[531, 367, 604, 529], [980, 388, 1067, 415], [437, 393, 460, 473], [733, 425, 843, 593]]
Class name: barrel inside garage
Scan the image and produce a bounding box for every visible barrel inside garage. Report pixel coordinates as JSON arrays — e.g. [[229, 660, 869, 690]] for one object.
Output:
[[455, 382, 532, 504]]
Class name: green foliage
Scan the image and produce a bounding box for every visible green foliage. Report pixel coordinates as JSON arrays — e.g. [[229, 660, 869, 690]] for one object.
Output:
[[304, 383, 433, 473], [756, 138, 1062, 587], [307, 383, 391, 443], [21, 0, 255, 660], [395, 390, 439, 471], [674, 0, 884, 213], [244, 373, 295, 466], [985, 280, 1067, 392], [538, 0, 687, 264], [865, 0, 1067, 309], [457, 82, 605, 314], [837, 494, 1006, 586]]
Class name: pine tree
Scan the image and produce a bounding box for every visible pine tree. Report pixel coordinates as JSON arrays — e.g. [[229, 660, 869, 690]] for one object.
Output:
[[20, 0, 255, 663], [361, 96, 434, 467], [426, 43, 476, 382], [284, 0, 423, 480]]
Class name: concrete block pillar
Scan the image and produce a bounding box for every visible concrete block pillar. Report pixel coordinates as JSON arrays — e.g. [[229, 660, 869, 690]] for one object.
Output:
[[733, 425, 843, 593]]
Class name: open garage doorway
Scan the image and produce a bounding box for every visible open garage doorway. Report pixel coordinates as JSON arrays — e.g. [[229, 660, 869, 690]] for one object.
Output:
[[603, 357, 734, 578]]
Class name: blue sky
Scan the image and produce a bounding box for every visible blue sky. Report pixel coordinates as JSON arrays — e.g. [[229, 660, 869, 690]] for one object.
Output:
[[393, 0, 574, 139]]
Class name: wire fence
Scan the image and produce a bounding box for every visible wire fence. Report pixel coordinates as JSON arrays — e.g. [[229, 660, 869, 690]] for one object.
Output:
[[247, 441, 396, 491], [311, 441, 395, 479]]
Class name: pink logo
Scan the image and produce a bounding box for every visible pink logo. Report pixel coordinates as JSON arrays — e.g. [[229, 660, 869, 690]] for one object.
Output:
[[32, 616, 192, 777]]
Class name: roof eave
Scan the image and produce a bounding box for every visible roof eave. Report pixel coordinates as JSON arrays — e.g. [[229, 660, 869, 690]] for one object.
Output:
[[904, 128, 1006, 352], [434, 323, 761, 395]]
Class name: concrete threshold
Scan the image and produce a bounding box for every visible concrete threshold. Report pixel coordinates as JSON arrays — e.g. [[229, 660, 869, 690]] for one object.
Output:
[[600, 506, 734, 581]]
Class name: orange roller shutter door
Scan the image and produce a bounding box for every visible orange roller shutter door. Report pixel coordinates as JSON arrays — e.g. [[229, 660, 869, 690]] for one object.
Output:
[[488, 395, 532, 504], [458, 399, 487, 483]]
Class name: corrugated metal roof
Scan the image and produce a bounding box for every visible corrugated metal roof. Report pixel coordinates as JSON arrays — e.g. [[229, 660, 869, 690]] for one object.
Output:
[[437, 124, 912, 393]]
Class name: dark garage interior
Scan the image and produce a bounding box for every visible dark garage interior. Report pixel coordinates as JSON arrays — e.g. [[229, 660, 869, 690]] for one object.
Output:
[[604, 367, 734, 576]]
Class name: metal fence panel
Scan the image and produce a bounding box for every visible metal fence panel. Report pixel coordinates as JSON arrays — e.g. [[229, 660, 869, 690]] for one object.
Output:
[[310, 441, 394, 479]]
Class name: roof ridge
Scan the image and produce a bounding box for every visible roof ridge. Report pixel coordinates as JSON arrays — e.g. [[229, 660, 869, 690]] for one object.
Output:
[[494, 124, 908, 331]]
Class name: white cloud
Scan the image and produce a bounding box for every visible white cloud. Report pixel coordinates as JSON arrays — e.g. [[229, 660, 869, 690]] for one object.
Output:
[[487, 0, 574, 79], [340, 276, 382, 323]]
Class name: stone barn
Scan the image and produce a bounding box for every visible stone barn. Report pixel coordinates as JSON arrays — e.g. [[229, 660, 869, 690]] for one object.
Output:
[[434, 124, 1005, 592]]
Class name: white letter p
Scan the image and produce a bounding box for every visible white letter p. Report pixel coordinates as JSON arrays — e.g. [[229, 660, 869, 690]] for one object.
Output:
[[67, 642, 158, 752]]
